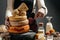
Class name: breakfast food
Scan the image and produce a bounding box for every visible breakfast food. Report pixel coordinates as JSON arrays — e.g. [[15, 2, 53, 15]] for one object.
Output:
[[8, 25, 30, 33], [35, 33, 45, 40], [12, 9, 27, 16], [9, 16, 27, 21], [9, 13, 29, 26], [0, 25, 7, 32], [18, 11, 27, 16], [46, 32, 50, 35], [17, 2, 29, 11], [8, 3, 30, 33], [12, 9, 19, 17], [46, 29, 55, 35], [50, 29, 55, 34], [9, 19, 29, 26]]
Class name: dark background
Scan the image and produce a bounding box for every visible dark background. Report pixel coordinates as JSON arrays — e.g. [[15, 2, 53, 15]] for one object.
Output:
[[0, 0, 60, 32]]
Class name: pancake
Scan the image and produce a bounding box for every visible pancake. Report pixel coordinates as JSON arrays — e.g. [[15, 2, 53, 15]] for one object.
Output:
[[9, 16, 27, 21], [8, 25, 30, 33], [9, 19, 29, 26]]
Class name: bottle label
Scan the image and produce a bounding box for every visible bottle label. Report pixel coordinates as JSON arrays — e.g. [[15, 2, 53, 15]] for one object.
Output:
[[38, 30, 45, 36]]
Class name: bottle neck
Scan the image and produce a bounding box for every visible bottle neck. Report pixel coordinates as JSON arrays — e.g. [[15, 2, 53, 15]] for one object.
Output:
[[38, 22, 44, 33]]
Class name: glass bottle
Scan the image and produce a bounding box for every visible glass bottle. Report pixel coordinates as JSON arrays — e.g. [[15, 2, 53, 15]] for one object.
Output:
[[35, 22, 45, 40], [46, 16, 54, 35]]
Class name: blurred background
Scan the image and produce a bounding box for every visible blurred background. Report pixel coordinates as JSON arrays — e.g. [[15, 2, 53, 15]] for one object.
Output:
[[0, 0, 60, 32]]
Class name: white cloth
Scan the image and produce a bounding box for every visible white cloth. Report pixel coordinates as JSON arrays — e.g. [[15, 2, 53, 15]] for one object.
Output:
[[37, 0, 48, 16], [5, 10, 12, 17], [38, 8, 48, 16], [38, 8, 45, 15], [33, 0, 48, 16]]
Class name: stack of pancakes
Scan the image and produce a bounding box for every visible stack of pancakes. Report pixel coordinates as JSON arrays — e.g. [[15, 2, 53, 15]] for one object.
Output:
[[8, 3, 30, 33]]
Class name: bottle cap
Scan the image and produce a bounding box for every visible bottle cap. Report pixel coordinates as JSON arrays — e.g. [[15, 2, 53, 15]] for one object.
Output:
[[39, 22, 44, 27]]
